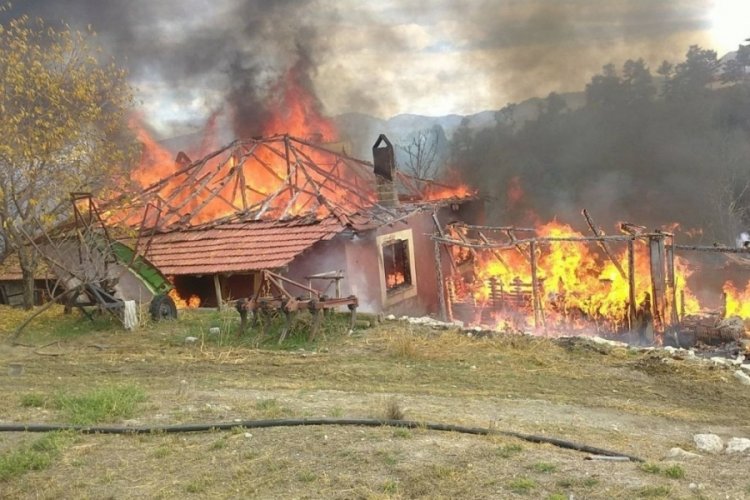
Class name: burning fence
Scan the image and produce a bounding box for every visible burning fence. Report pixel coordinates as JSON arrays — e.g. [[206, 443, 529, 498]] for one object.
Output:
[[433, 213, 750, 343]]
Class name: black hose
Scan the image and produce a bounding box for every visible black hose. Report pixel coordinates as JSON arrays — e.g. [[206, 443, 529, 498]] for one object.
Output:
[[0, 418, 643, 462]]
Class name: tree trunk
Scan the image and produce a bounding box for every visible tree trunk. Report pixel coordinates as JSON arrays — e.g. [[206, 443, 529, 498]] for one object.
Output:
[[18, 247, 37, 310]]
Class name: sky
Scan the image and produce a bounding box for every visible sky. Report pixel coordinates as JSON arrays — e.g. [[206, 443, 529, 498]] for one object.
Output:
[[4, 0, 749, 137]]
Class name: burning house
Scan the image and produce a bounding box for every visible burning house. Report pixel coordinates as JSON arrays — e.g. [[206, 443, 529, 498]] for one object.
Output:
[[100, 132, 478, 317]]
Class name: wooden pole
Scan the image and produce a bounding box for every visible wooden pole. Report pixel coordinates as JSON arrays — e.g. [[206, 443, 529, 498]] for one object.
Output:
[[627, 239, 636, 331], [213, 274, 223, 311], [434, 239, 448, 322], [582, 209, 626, 280], [648, 236, 666, 331]]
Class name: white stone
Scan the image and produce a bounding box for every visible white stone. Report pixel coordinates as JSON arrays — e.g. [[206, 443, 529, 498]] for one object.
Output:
[[208, 327, 220, 335], [741, 364, 750, 373], [184, 336, 198, 344], [726, 438, 750, 454], [710, 357, 728, 367], [664, 447, 701, 460], [734, 370, 750, 386], [385, 314, 396, 321], [693, 433, 724, 453], [590, 336, 628, 348]]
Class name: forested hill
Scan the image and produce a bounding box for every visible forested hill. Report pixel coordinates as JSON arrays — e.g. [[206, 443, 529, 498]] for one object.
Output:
[[450, 45, 750, 244]]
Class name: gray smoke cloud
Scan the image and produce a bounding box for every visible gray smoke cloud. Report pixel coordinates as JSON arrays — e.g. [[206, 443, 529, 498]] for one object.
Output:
[[3, 0, 717, 137]]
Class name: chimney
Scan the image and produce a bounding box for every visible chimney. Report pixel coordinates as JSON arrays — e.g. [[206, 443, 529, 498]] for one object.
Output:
[[372, 134, 398, 207]]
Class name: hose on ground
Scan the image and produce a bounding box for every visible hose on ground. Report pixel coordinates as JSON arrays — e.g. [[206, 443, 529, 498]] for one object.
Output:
[[0, 418, 643, 462]]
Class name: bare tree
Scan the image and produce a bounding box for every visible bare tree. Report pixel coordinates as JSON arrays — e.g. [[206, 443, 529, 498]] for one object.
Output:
[[398, 128, 440, 180]]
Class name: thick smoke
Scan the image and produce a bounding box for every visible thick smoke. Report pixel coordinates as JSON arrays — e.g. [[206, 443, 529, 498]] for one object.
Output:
[[3, 0, 337, 138], [446, 0, 712, 104], [3, 0, 716, 135]]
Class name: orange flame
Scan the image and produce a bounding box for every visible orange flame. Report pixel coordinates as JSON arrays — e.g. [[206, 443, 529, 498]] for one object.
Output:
[[169, 288, 201, 309], [723, 281, 750, 319], [452, 220, 705, 332]]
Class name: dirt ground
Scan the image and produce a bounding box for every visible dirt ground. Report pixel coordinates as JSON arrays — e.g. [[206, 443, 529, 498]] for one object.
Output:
[[1, 308, 749, 499]]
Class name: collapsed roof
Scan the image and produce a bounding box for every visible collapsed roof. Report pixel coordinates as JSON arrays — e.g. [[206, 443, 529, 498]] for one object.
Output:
[[106, 134, 470, 233], [101, 134, 473, 275]]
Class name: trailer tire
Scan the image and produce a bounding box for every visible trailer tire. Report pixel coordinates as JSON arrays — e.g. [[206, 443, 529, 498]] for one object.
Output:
[[150, 294, 178, 321]]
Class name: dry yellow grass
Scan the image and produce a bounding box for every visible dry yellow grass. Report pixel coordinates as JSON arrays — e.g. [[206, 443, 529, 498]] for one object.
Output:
[[1, 311, 750, 497]]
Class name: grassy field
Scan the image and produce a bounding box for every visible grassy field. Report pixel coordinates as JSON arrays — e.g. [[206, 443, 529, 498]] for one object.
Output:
[[0, 305, 749, 498]]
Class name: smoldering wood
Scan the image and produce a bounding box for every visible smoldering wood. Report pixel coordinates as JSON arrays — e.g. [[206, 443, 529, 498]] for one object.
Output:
[[582, 209, 626, 280]]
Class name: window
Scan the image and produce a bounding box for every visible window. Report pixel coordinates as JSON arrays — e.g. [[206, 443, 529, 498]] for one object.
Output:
[[377, 229, 418, 306], [383, 239, 412, 291]]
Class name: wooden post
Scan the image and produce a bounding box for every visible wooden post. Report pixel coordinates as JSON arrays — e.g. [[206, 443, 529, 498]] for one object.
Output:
[[530, 241, 541, 331], [627, 239, 636, 331], [213, 273, 223, 311], [648, 236, 667, 331], [434, 239, 448, 322], [665, 241, 678, 325]]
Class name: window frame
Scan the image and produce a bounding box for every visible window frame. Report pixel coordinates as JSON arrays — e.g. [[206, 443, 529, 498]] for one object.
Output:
[[376, 229, 418, 306]]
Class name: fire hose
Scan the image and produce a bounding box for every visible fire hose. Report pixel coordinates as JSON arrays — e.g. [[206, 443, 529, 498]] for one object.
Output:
[[0, 418, 643, 462]]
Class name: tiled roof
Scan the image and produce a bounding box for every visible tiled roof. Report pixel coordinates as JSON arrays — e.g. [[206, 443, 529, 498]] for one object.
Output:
[[140, 217, 345, 275]]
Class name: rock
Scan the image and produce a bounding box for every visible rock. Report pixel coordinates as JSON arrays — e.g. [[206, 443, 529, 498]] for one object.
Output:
[[726, 437, 750, 454], [184, 336, 198, 344], [664, 447, 701, 460], [741, 364, 750, 373], [385, 314, 396, 321], [693, 433, 724, 453], [590, 336, 628, 348], [208, 327, 220, 335], [709, 357, 728, 367], [734, 370, 750, 386]]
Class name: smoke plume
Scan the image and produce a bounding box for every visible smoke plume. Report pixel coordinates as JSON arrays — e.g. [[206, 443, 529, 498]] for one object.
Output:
[[3, 0, 717, 136]]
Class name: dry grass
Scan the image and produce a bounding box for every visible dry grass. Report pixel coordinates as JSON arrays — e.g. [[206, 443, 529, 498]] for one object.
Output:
[[1, 311, 750, 497]]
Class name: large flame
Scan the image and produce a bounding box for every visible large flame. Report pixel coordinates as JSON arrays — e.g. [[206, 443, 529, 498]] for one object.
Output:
[[451, 220, 709, 332], [126, 66, 342, 226]]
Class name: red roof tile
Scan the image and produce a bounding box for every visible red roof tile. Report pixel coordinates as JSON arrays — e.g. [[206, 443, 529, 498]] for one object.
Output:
[[141, 217, 345, 275]]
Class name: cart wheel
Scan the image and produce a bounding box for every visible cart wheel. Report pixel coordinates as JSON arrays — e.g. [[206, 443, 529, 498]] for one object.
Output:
[[150, 294, 178, 321]]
